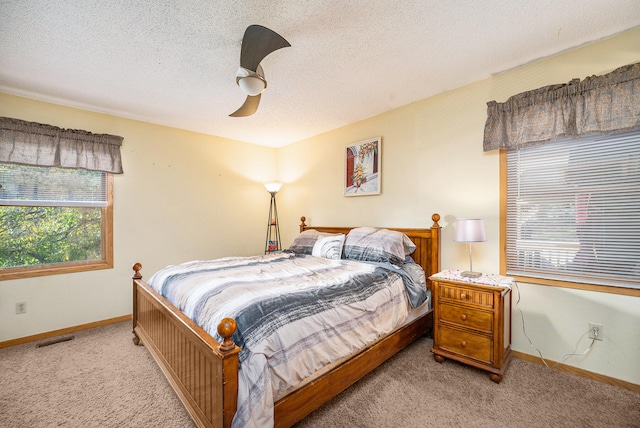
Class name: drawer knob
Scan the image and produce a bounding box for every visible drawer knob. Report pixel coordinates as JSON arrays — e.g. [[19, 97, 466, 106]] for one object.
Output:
[[460, 293, 467, 299], [460, 340, 467, 348], [461, 314, 467, 321]]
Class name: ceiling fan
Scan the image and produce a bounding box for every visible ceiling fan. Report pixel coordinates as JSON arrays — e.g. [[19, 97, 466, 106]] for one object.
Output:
[[230, 25, 291, 117]]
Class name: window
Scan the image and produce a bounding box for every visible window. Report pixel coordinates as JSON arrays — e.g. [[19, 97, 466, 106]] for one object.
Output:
[[0, 163, 113, 280], [0, 116, 122, 280], [503, 131, 640, 293]]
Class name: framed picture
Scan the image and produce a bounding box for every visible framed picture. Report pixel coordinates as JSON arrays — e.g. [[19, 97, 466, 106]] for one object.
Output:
[[344, 137, 381, 196]]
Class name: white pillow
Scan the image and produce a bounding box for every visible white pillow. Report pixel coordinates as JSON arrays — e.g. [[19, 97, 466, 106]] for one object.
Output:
[[312, 234, 345, 260]]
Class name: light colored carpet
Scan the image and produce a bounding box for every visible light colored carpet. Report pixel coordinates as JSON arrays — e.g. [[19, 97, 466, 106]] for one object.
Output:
[[1, 321, 638, 427], [0, 322, 194, 428]]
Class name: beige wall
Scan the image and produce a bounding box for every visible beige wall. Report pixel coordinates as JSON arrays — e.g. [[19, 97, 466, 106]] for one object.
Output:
[[277, 28, 640, 385], [2, 28, 639, 386], [0, 93, 277, 341]]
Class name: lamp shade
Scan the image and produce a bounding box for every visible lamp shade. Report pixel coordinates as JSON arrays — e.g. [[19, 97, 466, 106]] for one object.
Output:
[[264, 182, 283, 193], [454, 219, 486, 242], [238, 76, 266, 96]]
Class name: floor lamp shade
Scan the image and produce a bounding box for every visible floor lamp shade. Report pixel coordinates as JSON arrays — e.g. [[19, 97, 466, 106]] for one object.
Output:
[[264, 181, 282, 194], [454, 219, 486, 277]]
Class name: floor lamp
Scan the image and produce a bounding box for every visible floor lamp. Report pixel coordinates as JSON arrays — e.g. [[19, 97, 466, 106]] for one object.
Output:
[[454, 218, 486, 278], [264, 182, 282, 254]]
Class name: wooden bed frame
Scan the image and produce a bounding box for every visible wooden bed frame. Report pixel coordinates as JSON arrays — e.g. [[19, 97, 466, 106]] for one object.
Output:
[[131, 214, 441, 428]]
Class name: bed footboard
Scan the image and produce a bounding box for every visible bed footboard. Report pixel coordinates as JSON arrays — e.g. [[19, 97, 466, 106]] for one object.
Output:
[[132, 263, 240, 428]]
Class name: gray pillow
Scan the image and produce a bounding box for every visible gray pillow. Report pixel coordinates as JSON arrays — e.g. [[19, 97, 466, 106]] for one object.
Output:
[[343, 227, 416, 263]]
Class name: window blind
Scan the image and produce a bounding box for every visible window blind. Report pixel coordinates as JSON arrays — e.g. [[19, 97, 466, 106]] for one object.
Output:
[[0, 163, 107, 207], [506, 131, 640, 289]]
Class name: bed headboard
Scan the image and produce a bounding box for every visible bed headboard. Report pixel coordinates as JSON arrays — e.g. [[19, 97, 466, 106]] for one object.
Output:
[[299, 213, 442, 280]]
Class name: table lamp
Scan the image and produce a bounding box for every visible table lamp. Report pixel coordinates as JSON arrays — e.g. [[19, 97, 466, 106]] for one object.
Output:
[[454, 218, 486, 278]]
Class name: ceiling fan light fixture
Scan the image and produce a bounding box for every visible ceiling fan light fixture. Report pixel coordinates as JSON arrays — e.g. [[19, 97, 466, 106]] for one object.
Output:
[[230, 26, 290, 117], [238, 75, 266, 96]]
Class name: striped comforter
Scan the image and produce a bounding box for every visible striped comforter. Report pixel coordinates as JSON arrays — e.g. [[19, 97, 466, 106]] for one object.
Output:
[[147, 252, 427, 428]]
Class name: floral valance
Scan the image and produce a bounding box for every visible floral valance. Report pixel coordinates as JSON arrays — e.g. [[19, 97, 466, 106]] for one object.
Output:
[[483, 62, 640, 151], [0, 117, 124, 173]]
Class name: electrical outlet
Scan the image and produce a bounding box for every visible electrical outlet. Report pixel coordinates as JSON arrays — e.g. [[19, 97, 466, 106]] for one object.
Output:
[[588, 322, 603, 341], [15, 302, 27, 314]]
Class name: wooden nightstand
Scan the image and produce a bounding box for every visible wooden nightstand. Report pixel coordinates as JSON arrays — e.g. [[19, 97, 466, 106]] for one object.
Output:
[[430, 270, 513, 383]]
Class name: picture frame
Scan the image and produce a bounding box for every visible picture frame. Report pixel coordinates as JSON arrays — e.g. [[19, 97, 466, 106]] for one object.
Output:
[[344, 137, 381, 196]]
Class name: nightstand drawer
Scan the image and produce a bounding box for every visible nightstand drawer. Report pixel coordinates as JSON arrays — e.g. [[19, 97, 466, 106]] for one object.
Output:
[[439, 303, 493, 333], [439, 284, 494, 308], [438, 325, 492, 364]]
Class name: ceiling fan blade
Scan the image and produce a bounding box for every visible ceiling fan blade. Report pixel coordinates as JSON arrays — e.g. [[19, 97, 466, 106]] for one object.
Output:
[[229, 94, 261, 117], [240, 25, 291, 72]]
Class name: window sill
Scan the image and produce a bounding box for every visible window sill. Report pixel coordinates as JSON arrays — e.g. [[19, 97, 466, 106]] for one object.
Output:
[[508, 274, 640, 297], [0, 259, 113, 281]]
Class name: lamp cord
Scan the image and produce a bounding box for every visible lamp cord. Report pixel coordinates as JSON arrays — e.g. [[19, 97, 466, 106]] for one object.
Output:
[[513, 280, 596, 369]]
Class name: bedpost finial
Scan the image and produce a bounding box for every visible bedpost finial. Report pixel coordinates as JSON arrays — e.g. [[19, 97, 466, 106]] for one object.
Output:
[[217, 317, 238, 353], [132, 262, 143, 280], [431, 213, 441, 227], [300, 216, 307, 232]]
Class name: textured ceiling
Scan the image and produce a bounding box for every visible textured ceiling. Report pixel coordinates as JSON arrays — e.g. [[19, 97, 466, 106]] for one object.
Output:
[[1, 1, 640, 147]]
